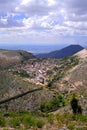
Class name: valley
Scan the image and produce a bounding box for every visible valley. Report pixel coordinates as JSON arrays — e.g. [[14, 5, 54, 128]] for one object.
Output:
[[0, 47, 87, 130]]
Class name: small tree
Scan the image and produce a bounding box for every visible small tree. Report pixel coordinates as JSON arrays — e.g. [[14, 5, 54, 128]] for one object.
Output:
[[71, 94, 82, 115]]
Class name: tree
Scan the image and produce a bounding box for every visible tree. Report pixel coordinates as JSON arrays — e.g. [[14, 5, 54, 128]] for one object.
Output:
[[70, 94, 82, 115]]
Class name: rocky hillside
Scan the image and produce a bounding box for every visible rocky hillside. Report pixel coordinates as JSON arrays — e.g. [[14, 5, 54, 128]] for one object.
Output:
[[48, 49, 87, 114], [69, 49, 87, 95], [0, 49, 87, 130], [0, 70, 54, 111], [47, 49, 87, 91], [0, 49, 35, 68], [62, 49, 87, 95], [0, 48, 87, 110], [0, 48, 87, 112]]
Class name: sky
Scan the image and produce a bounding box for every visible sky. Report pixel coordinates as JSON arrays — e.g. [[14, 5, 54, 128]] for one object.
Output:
[[0, 0, 87, 47]]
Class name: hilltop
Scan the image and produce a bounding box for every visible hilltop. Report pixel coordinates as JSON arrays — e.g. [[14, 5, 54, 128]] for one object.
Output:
[[75, 48, 87, 60], [36, 45, 84, 58], [0, 49, 35, 68]]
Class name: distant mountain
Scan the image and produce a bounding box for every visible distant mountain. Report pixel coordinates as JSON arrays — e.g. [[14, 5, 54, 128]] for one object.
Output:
[[0, 49, 35, 67], [36, 45, 84, 59]]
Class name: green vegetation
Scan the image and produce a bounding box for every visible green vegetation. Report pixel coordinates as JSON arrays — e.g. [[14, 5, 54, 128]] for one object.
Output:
[[70, 94, 82, 115], [47, 56, 79, 88], [13, 70, 32, 78], [40, 94, 66, 112], [0, 117, 6, 127], [0, 110, 86, 129], [36, 120, 45, 128], [47, 114, 54, 124], [23, 114, 37, 127], [0, 111, 45, 129], [10, 117, 21, 128], [76, 114, 87, 122], [56, 113, 87, 130], [67, 121, 75, 130], [48, 71, 64, 87]]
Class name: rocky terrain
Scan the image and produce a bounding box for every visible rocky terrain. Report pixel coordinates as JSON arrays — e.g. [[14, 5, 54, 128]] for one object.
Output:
[[0, 48, 87, 129], [0, 49, 87, 112]]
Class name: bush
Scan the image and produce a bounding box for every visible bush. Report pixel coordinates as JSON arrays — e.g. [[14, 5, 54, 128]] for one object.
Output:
[[23, 114, 37, 128], [10, 117, 21, 128], [0, 117, 6, 127], [40, 94, 66, 112], [47, 114, 54, 124], [67, 121, 75, 130], [37, 120, 45, 128], [77, 115, 87, 122]]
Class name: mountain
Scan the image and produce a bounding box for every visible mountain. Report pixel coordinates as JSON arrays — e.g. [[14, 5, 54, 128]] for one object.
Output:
[[36, 45, 84, 58], [0, 49, 35, 67]]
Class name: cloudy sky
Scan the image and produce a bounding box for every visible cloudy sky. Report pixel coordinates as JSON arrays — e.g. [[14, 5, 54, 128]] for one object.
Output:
[[0, 0, 87, 47]]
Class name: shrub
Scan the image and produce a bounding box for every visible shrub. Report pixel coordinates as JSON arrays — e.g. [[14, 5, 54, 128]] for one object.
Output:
[[56, 114, 65, 123], [10, 117, 21, 128], [77, 115, 87, 122], [0, 117, 6, 127], [47, 114, 54, 124], [70, 94, 82, 115], [40, 94, 66, 112], [67, 121, 75, 130], [36, 120, 45, 128], [23, 114, 37, 128]]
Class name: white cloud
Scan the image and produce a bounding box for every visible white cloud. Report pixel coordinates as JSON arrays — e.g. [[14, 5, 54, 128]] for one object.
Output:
[[48, 0, 56, 6], [0, 18, 7, 25], [21, 0, 32, 5], [0, 0, 87, 45]]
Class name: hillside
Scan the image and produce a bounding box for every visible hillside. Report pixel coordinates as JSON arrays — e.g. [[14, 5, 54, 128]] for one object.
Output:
[[0, 49, 35, 68], [0, 48, 87, 129], [48, 49, 87, 114], [36, 45, 84, 58], [69, 49, 87, 95], [62, 48, 87, 95], [47, 49, 87, 93], [74, 48, 87, 60], [0, 70, 54, 111], [1, 49, 87, 111]]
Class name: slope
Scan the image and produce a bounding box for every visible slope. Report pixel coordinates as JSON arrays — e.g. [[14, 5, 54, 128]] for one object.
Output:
[[0, 49, 35, 68], [48, 49, 87, 113], [0, 70, 54, 111]]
